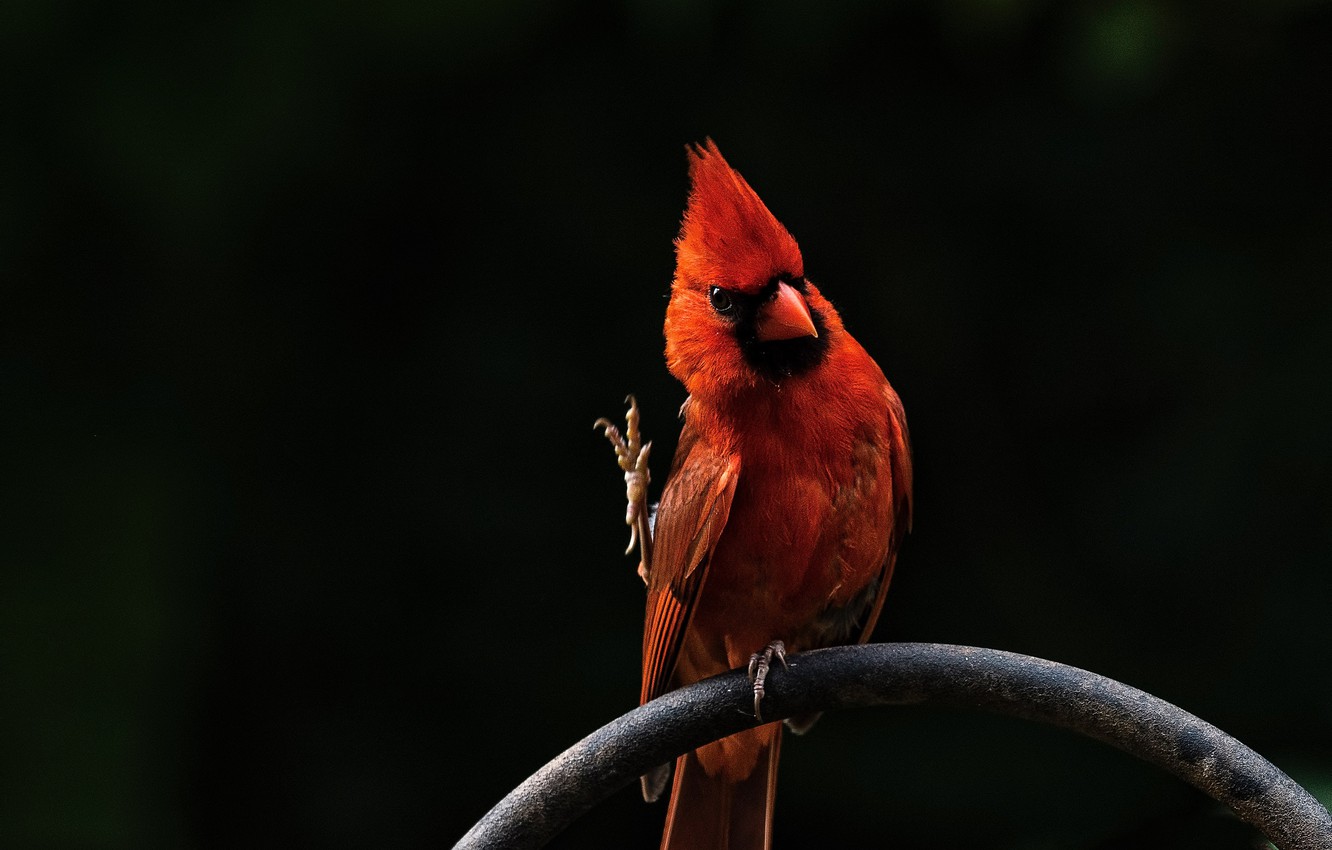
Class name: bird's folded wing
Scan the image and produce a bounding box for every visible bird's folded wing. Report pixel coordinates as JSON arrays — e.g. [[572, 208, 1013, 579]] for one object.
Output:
[[856, 384, 914, 644], [641, 418, 740, 705]]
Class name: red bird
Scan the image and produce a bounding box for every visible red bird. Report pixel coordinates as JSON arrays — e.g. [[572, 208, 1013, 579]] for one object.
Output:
[[598, 140, 912, 850]]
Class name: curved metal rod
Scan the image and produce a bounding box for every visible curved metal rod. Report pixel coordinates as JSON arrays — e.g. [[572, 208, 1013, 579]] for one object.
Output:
[[456, 643, 1332, 850]]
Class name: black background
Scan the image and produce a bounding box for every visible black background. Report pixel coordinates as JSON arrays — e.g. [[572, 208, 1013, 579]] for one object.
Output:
[[5, 1, 1331, 847]]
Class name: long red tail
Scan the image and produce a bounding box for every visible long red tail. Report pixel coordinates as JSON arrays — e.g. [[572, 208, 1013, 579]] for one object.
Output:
[[659, 724, 782, 850]]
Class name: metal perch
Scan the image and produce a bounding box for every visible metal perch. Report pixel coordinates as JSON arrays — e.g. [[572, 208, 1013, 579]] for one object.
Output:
[[457, 643, 1332, 849]]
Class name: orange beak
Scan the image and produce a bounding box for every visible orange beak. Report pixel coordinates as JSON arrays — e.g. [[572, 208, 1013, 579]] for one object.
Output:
[[755, 281, 818, 342]]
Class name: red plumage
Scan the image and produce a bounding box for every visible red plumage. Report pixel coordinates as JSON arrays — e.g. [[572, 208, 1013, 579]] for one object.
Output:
[[613, 140, 912, 850]]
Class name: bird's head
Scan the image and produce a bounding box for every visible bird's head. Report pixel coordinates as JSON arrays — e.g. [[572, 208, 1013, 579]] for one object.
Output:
[[665, 140, 840, 396]]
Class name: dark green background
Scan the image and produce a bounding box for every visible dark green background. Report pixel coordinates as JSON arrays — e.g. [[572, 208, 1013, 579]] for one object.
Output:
[[5, 1, 1330, 847]]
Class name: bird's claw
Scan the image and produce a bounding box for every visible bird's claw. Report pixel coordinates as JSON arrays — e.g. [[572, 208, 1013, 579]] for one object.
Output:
[[595, 395, 653, 581], [748, 640, 788, 722]]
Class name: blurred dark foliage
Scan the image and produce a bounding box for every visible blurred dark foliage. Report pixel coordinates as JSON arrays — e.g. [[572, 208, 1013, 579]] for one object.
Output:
[[3, 1, 1330, 847]]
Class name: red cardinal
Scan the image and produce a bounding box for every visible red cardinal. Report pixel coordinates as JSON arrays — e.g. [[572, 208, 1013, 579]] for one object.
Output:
[[598, 140, 912, 850]]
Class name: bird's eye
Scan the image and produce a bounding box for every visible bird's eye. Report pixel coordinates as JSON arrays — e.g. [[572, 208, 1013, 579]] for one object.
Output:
[[708, 286, 735, 314]]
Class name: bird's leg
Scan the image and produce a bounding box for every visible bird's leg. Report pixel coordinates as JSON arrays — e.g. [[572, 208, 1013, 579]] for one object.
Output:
[[747, 640, 788, 722], [594, 395, 653, 585]]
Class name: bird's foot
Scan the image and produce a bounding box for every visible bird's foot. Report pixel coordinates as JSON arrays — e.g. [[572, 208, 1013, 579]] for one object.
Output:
[[594, 395, 652, 582], [747, 640, 788, 722]]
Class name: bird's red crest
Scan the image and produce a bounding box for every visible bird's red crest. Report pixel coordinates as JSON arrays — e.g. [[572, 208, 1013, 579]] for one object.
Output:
[[675, 140, 804, 294]]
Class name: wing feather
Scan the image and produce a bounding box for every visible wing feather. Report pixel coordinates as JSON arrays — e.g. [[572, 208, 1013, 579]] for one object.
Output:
[[854, 383, 914, 644], [640, 411, 740, 705]]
